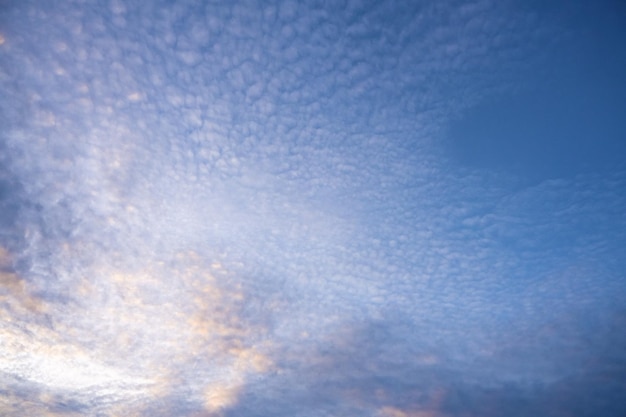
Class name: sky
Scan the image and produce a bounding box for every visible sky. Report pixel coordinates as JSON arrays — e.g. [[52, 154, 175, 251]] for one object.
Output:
[[0, 0, 625, 416]]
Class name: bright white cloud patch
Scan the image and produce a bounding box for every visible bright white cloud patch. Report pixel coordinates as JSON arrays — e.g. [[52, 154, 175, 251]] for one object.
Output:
[[1, 0, 625, 416]]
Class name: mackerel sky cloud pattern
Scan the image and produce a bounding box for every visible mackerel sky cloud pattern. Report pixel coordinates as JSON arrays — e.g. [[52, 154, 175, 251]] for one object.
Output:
[[1, 0, 625, 416]]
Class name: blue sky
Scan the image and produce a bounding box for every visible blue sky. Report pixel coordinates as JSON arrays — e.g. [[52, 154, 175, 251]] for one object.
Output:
[[0, 0, 625, 416]]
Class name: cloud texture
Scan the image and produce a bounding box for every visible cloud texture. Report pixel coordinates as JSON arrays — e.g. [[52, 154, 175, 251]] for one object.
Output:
[[1, 0, 625, 416]]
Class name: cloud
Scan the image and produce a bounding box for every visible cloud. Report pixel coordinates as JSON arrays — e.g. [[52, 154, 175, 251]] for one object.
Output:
[[0, 0, 625, 416], [1, 244, 274, 415]]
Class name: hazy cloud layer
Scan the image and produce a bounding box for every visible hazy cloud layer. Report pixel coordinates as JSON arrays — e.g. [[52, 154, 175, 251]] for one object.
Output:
[[1, 0, 625, 416]]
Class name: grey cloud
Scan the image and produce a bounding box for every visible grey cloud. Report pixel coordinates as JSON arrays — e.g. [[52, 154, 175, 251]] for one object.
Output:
[[0, 162, 23, 246], [229, 309, 626, 417]]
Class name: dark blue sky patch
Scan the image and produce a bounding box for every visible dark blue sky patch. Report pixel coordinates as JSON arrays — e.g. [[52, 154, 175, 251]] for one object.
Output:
[[444, 0, 626, 179], [445, 78, 626, 179]]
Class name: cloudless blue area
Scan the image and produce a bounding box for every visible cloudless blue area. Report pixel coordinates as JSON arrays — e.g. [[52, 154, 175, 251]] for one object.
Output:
[[446, 0, 626, 179]]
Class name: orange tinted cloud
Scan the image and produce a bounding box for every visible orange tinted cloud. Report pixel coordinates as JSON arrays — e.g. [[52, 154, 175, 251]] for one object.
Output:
[[1, 246, 272, 415], [0, 247, 47, 315]]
